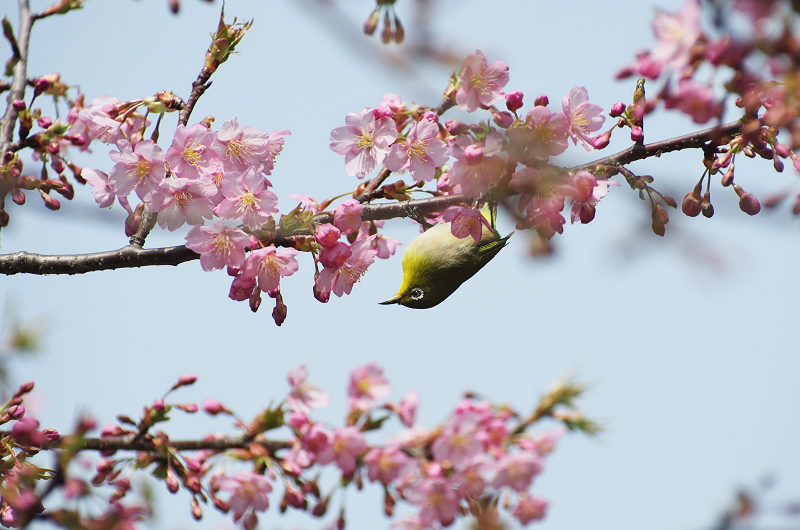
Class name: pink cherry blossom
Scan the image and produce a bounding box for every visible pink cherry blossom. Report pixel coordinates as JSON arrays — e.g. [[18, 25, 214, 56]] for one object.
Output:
[[649, 0, 702, 74], [286, 364, 330, 414], [441, 206, 493, 244], [384, 119, 451, 182], [243, 246, 300, 293], [491, 452, 543, 491], [510, 166, 578, 238], [212, 117, 272, 174], [406, 476, 460, 526], [431, 412, 483, 469], [81, 168, 115, 208], [315, 426, 367, 477], [355, 220, 401, 259], [215, 168, 279, 230], [570, 171, 620, 224], [665, 79, 722, 123], [562, 86, 605, 152], [76, 95, 126, 145], [144, 177, 217, 230], [364, 444, 411, 486], [526, 106, 569, 160], [396, 390, 418, 427], [448, 132, 507, 198], [333, 199, 363, 234], [513, 496, 548, 525], [216, 472, 272, 523], [330, 108, 398, 178], [290, 193, 322, 214], [348, 362, 391, 411], [456, 50, 509, 113], [263, 129, 291, 175], [166, 123, 220, 180], [315, 235, 378, 298], [315, 224, 342, 249], [107, 139, 166, 199], [318, 241, 352, 269], [185, 220, 251, 271]]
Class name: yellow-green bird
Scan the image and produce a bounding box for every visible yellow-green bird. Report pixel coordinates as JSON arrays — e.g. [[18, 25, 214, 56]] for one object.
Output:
[[380, 208, 511, 309]]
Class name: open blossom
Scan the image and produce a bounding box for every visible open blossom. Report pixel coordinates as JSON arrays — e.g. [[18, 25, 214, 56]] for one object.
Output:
[[431, 412, 483, 469], [384, 119, 450, 182], [290, 193, 322, 214], [107, 139, 166, 199], [448, 132, 507, 198], [510, 166, 578, 239], [75, 95, 147, 146], [491, 452, 543, 491], [263, 129, 290, 175], [243, 246, 300, 293], [333, 199, 363, 234], [406, 476, 460, 526], [81, 168, 115, 208], [526, 106, 569, 160], [364, 444, 412, 486], [286, 364, 330, 414], [315, 426, 367, 477], [348, 362, 391, 410], [315, 235, 378, 298], [442, 206, 493, 244], [216, 472, 272, 523], [395, 391, 418, 427], [456, 50, 509, 112], [356, 220, 401, 259], [144, 177, 217, 230], [185, 220, 250, 271], [166, 123, 220, 180], [570, 171, 619, 224], [665, 79, 722, 123], [562, 87, 605, 152], [648, 0, 702, 75], [330, 108, 398, 178], [215, 168, 279, 230], [212, 117, 272, 174]]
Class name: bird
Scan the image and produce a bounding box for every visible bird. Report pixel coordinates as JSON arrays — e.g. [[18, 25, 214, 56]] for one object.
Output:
[[380, 206, 511, 309]]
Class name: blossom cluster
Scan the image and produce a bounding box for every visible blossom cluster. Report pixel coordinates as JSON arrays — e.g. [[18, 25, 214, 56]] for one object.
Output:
[[0, 369, 595, 530]]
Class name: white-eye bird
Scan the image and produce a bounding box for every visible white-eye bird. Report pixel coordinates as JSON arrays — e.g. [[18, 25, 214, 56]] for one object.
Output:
[[380, 207, 511, 309]]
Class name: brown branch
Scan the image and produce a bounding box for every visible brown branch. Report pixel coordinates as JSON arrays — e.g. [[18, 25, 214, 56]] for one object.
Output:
[[6, 433, 291, 453], [0, 245, 199, 275], [0, 0, 33, 153]]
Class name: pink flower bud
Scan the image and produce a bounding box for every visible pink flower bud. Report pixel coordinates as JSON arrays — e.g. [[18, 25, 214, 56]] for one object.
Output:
[[34, 78, 51, 96], [372, 106, 392, 119], [51, 158, 65, 174], [464, 144, 484, 166], [12, 382, 33, 398], [97, 459, 115, 474], [191, 498, 203, 521], [592, 130, 611, 150], [249, 289, 262, 312], [701, 192, 714, 218], [202, 398, 225, 415], [166, 472, 180, 494], [41, 428, 60, 441], [421, 111, 438, 123], [533, 94, 549, 107], [39, 189, 60, 210], [12, 187, 25, 205], [505, 90, 524, 112], [630, 126, 643, 142], [609, 102, 626, 117], [734, 184, 761, 215], [12, 100, 25, 111], [775, 144, 790, 158], [445, 120, 469, 136], [176, 403, 198, 413], [492, 110, 514, 129], [230, 275, 256, 301], [273, 297, 288, 327], [682, 192, 702, 217], [152, 399, 166, 412], [774, 156, 784, 172], [37, 117, 52, 129]]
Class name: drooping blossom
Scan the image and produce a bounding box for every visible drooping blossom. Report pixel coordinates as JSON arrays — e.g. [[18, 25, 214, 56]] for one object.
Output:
[[107, 139, 166, 199], [665, 79, 722, 123], [75, 95, 126, 145], [364, 444, 412, 486], [456, 50, 509, 112], [185, 220, 251, 271], [286, 364, 330, 414], [315, 223, 342, 249], [406, 476, 460, 527], [510, 166, 578, 239], [491, 452, 543, 491], [243, 246, 300, 293], [216, 472, 272, 523], [448, 132, 507, 198], [562, 87, 605, 152], [212, 117, 272, 174], [384, 119, 450, 182], [569, 171, 620, 224], [81, 168, 115, 208], [315, 426, 367, 477], [166, 123, 220, 180], [215, 168, 279, 230], [442, 206, 493, 243], [333, 199, 363, 234], [144, 177, 217, 230], [315, 235, 378, 298], [348, 362, 391, 411], [330, 108, 398, 178], [356, 220, 401, 259], [513, 496, 548, 525]]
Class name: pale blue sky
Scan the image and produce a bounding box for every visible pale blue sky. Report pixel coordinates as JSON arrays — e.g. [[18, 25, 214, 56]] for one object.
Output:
[[2, 1, 799, 529]]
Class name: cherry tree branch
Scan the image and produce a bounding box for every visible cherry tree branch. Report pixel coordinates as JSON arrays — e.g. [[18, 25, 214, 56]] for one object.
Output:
[[0, 0, 33, 153], [39, 434, 291, 454], [0, 120, 747, 275]]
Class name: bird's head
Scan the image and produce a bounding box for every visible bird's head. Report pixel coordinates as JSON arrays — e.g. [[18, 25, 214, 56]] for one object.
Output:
[[379, 245, 463, 309]]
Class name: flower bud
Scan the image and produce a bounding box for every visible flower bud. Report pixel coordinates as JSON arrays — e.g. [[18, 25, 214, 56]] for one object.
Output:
[[13, 382, 34, 398], [202, 398, 226, 415], [33, 78, 51, 97], [774, 156, 784, 172], [12, 187, 25, 205], [12, 100, 25, 111], [592, 130, 611, 150], [721, 164, 734, 186], [682, 186, 703, 217], [41, 428, 60, 441], [733, 184, 761, 215], [166, 471, 180, 494], [609, 102, 626, 118], [533, 94, 549, 107], [445, 120, 469, 136], [701, 191, 714, 218], [7, 405, 25, 419], [505, 90, 524, 112], [630, 126, 643, 142], [152, 399, 166, 412], [249, 288, 262, 313], [191, 498, 203, 521], [363, 9, 379, 35], [492, 110, 514, 129], [312, 497, 329, 517], [774, 144, 790, 158], [39, 189, 60, 210], [742, 146, 755, 158]]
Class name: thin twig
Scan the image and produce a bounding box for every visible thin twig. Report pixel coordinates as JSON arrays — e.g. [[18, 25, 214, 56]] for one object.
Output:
[[0, 0, 33, 153]]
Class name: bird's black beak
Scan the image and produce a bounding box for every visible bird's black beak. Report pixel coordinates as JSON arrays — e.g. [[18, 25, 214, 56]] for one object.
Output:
[[379, 294, 402, 305]]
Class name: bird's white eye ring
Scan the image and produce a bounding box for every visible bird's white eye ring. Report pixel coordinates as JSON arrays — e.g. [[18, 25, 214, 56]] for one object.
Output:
[[410, 288, 424, 300]]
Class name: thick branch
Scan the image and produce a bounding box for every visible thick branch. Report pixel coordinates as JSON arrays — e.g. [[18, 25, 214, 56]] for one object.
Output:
[[0, 245, 199, 275]]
